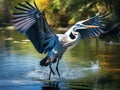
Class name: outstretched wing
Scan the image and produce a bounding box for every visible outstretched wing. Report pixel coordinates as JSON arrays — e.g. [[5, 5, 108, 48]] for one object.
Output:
[[76, 15, 106, 39], [12, 1, 59, 54]]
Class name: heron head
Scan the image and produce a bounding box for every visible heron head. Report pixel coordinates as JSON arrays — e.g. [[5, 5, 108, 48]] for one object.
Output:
[[69, 18, 100, 39], [74, 19, 100, 31]]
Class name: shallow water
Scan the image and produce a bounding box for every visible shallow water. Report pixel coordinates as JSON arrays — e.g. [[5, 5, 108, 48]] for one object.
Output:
[[0, 29, 120, 90]]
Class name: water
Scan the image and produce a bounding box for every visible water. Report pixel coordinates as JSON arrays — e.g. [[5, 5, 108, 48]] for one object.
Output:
[[0, 29, 120, 90]]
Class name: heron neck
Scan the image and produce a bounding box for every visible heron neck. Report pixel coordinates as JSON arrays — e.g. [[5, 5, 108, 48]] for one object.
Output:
[[62, 32, 80, 48], [69, 32, 75, 39]]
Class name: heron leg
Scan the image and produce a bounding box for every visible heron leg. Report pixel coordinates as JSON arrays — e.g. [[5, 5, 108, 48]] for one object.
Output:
[[49, 61, 55, 80], [56, 58, 60, 78], [49, 70, 52, 80]]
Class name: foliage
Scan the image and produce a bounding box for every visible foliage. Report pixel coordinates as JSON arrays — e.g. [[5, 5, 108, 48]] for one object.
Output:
[[1, 0, 120, 27], [34, 0, 50, 10]]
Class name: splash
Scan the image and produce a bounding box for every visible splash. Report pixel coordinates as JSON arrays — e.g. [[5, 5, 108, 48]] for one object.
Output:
[[26, 60, 100, 81], [27, 67, 50, 80], [90, 59, 100, 70], [26, 67, 84, 81], [82, 59, 100, 70]]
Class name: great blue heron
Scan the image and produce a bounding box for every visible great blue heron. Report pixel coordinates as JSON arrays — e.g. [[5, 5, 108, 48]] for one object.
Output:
[[12, 1, 105, 80]]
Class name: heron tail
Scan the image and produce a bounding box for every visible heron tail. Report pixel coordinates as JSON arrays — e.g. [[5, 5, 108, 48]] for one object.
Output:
[[40, 56, 49, 66], [40, 56, 57, 66]]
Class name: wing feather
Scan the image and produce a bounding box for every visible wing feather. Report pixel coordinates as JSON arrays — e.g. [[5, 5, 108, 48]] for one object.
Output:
[[77, 16, 106, 39], [13, 1, 60, 54]]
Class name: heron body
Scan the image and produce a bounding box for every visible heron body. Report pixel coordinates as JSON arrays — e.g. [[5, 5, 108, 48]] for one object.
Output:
[[12, 1, 106, 80]]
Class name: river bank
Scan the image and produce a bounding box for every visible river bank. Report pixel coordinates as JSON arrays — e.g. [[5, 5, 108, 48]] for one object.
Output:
[[0, 26, 120, 45]]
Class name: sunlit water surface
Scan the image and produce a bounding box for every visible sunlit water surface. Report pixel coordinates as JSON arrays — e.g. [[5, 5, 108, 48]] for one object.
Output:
[[0, 29, 120, 90]]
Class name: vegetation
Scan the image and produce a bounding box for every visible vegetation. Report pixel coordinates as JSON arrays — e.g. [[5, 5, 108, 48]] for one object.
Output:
[[0, 0, 119, 26], [0, 0, 120, 42]]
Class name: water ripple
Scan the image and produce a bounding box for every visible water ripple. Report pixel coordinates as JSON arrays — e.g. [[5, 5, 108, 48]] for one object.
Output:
[[0, 80, 41, 87]]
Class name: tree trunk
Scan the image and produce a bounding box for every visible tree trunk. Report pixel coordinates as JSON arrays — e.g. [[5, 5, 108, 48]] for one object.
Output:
[[113, 0, 120, 22], [3, 0, 10, 24]]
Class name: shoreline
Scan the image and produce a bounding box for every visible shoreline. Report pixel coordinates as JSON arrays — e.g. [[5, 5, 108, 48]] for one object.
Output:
[[0, 26, 14, 31]]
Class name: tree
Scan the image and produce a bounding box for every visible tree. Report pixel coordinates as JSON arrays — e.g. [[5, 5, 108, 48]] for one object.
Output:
[[2, 0, 120, 28], [3, 0, 10, 24]]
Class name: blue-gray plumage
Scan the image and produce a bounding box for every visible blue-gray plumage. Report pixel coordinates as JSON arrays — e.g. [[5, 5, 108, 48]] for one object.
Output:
[[12, 1, 106, 80]]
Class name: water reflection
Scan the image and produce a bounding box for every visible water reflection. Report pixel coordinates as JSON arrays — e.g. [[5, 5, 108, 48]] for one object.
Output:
[[41, 81, 60, 90], [0, 29, 120, 90]]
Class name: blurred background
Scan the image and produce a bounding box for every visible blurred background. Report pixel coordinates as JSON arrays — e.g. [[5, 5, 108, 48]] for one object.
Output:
[[0, 0, 120, 26], [0, 0, 120, 42], [0, 0, 120, 90]]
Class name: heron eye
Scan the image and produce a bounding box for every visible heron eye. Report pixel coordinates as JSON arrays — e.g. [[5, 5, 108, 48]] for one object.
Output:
[[75, 24, 84, 27]]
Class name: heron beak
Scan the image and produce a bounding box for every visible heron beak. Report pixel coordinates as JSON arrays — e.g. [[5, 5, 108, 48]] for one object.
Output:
[[80, 19, 90, 23], [84, 25, 100, 29]]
